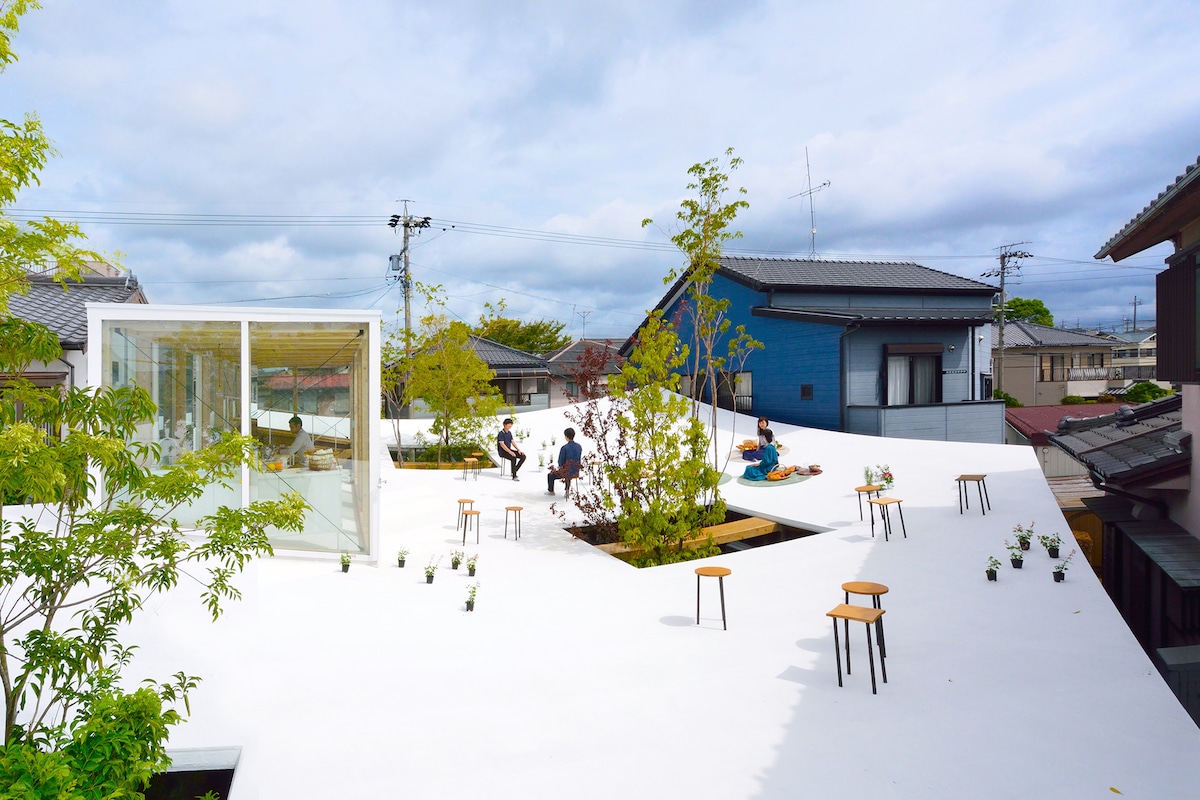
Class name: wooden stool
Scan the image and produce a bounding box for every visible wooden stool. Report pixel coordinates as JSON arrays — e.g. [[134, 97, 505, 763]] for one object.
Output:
[[588, 459, 603, 485], [826, 603, 887, 693], [867, 497, 906, 541], [695, 566, 732, 630], [855, 484, 882, 521], [471, 452, 485, 478], [504, 506, 523, 540], [461, 509, 480, 545], [956, 474, 990, 515], [456, 498, 474, 528], [462, 457, 479, 481], [842, 581, 889, 657]]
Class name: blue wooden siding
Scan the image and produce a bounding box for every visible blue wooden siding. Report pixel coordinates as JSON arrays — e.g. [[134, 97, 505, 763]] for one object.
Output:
[[663, 277, 843, 430]]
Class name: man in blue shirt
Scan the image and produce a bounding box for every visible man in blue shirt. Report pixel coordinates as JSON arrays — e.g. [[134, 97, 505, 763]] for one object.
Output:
[[547, 427, 583, 496]]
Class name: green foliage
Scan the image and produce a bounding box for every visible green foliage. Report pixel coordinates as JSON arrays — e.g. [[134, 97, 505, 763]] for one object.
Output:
[[1060, 395, 1089, 405], [993, 390, 1022, 408], [997, 297, 1053, 327], [1123, 381, 1171, 404], [472, 299, 570, 355], [388, 285, 504, 464], [607, 312, 725, 563], [643, 148, 762, 486], [0, 6, 304, 794]]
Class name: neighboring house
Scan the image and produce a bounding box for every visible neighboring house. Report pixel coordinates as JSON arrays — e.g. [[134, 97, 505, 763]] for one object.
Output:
[[992, 321, 1120, 406], [627, 256, 1004, 443], [1047, 154, 1200, 670], [543, 338, 624, 406], [1107, 329, 1164, 390], [468, 335, 551, 411], [1005, 402, 1126, 477], [4, 266, 147, 389]]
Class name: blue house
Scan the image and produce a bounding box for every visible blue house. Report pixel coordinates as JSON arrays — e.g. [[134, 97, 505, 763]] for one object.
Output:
[[632, 256, 1005, 443]]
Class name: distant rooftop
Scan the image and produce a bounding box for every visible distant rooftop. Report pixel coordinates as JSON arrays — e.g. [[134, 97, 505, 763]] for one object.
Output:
[[1006, 403, 1126, 447], [992, 320, 1119, 349], [718, 256, 997, 295], [8, 274, 146, 349], [1049, 394, 1188, 487]]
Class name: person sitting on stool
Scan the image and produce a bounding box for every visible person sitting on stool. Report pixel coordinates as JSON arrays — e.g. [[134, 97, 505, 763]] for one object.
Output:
[[547, 427, 582, 496], [497, 417, 526, 481]]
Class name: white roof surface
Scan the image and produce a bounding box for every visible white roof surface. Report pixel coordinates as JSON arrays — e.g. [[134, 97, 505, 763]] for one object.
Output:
[[126, 402, 1200, 798]]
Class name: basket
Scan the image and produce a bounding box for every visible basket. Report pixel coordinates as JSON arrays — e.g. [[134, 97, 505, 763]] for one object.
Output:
[[307, 449, 338, 471]]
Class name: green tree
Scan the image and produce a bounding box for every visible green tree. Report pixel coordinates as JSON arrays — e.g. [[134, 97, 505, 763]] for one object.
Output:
[[0, 4, 307, 794], [1123, 381, 1171, 404], [400, 288, 505, 464], [643, 148, 762, 487], [998, 297, 1053, 327], [472, 299, 571, 355]]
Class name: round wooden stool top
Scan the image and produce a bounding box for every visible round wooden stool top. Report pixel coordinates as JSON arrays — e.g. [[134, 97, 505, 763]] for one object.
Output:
[[458, 498, 474, 505], [462, 510, 480, 517], [842, 581, 889, 597], [695, 566, 732, 578], [505, 505, 523, 512], [855, 484, 882, 494]]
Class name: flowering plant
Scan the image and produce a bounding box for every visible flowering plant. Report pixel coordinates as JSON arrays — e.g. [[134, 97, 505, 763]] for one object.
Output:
[[424, 558, 440, 578], [450, 549, 464, 567], [1054, 550, 1077, 574], [1005, 539, 1024, 560], [340, 551, 352, 566], [874, 464, 894, 489], [1038, 532, 1062, 551], [466, 554, 478, 570], [467, 582, 479, 602], [397, 547, 409, 560], [987, 555, 1002, 572], [1012, 522, 1035, 547]]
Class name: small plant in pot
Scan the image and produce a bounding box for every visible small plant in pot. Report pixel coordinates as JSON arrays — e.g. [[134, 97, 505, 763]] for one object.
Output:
[[340, 551, 352, 573], [862, 466, 876, 485], [425, 557, 440, 584], [466, 553, 478, 576], [397, 547, 409, 568], [466, 582, 479, 611], [538, 454, 545, 467], [450, 549, 464, 570], [1038, 532, 1063, 559], [874, 463, 894, 490], [986, 555, 1001, 582], [1005, 539, 1024, 569], [1012, 522, 1034, 551], [1054, 549, 1077, 582]]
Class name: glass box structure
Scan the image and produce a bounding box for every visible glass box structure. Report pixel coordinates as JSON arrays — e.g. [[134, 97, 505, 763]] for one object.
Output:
[[87, 305, 382, 560]]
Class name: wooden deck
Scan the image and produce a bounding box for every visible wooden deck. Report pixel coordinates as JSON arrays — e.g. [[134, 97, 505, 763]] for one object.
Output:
[[595, 516, 782, 556]]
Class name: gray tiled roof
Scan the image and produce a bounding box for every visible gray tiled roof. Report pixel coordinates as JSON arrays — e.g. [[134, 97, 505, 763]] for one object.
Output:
[[544, 339, 624, 377], [718, 256, 997, 295], [468, 336, 548, 377], [1096, 156, 1200, 259], [8, 277, 145, 349], [991, 321, 1119, 349], [1049, 394, 1188, 485]]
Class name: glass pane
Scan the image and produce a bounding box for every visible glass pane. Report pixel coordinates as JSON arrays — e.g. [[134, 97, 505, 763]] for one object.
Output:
[[887, 356, 910, 405], [912, 356, 937, 404], [102, 320, 242, 528], [249, 321, 370, 556]]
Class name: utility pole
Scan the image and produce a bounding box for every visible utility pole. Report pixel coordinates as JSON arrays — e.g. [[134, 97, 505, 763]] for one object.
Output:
[[387, 202, 431, 418], [981, 242, 1033, 396], [1130, 296, 1143, 333]]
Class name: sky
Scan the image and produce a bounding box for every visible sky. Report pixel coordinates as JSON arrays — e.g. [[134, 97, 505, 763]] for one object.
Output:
[[3, 0, 1199, 340]]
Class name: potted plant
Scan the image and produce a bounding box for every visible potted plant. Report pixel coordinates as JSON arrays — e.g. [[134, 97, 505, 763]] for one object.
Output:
[[466, 554, 478, 577], [1005, 539, 1024, 569], [1054, 549, 1077, 582], [466, 582, 479, 611], [1012, 522, 1034, 551], [538, 454, 545, 467], [862, 466, 876, 485], [986, 555, 1001, 582], [340, 552, 352, 573], [551, 435, 557, 446], [450, 549, 464, 570], [1038, 532, 1063, 559], [874, 464, 894, 490], [397, 547, 409, 568], [425, 558, 440, 584]]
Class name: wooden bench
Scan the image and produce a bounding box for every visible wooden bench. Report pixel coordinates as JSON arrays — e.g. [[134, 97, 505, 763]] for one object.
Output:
[[596, 516, 782, 556]]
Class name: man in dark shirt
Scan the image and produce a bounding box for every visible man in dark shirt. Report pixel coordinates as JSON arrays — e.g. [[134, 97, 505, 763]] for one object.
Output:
[[547, 428, 583, 496], [496, 418, 526, 480]]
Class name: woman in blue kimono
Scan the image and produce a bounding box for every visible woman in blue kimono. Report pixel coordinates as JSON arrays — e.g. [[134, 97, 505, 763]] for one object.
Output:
[[742, 443, 779, 481]]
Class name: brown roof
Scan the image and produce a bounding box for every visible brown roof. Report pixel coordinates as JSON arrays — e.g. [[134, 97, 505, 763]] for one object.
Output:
[[1006, 403, 1126, 446]]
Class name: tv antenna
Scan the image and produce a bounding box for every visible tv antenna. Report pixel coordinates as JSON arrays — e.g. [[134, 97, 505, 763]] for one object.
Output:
[[788, 147, 830, 257], [575, 308, 592, 340]]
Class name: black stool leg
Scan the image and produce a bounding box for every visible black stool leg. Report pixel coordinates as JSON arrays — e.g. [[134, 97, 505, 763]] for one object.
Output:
[[960, 481, 966, 513], [982, 479, 991, 511], [977, 482, 985, 515], [865, 623, 878, 694], [718, 576, 727, 631], [876, 614, 887, 661], [897, 503, 907, 538], [832, 619, 843, 687]]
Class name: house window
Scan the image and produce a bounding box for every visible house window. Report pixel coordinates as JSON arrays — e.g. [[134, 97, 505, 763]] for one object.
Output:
[[883, 344, 943, 405], [1039, 355, 1066, 382], [800, 384, 813, 401]]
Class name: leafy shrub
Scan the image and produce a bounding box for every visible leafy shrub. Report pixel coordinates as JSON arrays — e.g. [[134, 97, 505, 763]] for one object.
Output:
[[993, 390, 1022, 408], [1061, 395, 1089, 405]]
